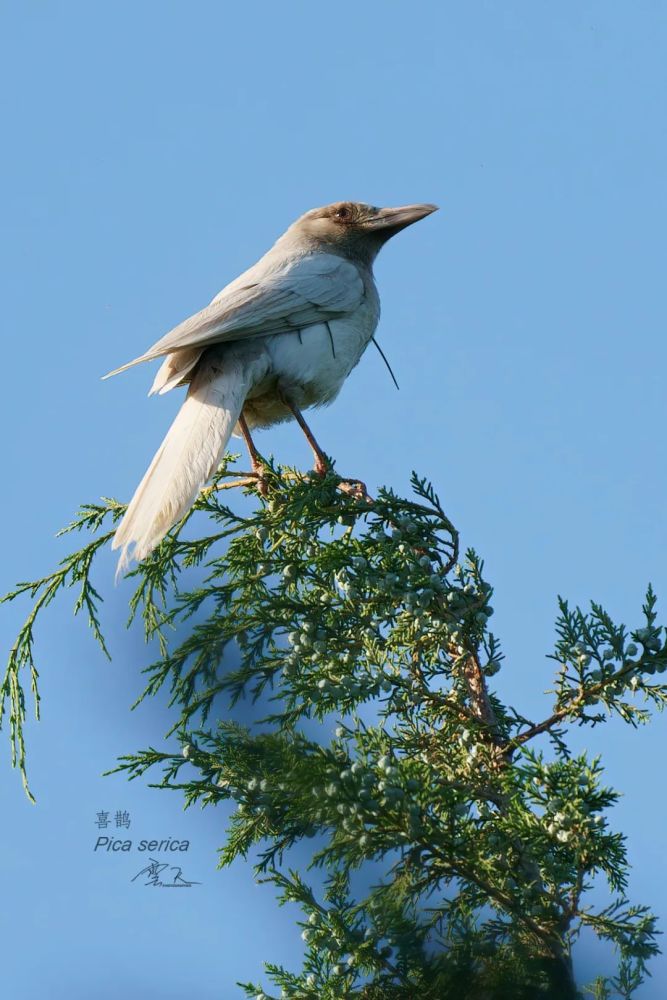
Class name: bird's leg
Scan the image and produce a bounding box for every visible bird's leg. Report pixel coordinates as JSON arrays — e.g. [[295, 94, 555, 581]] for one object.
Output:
[[282, 396, 370, 498], [283, 398, 331, 476], [238, 414, 262, 474], [238, 413, 268, 495], [211, 416, 269, 494]]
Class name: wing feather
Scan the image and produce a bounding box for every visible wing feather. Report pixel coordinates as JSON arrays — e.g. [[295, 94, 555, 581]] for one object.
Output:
[[103, 253, 364, 379]]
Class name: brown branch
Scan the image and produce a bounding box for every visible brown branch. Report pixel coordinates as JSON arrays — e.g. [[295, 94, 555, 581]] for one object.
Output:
[[461, 647, 500, 736], [439, 645, 575, 988], [505, 660, 641, 754]]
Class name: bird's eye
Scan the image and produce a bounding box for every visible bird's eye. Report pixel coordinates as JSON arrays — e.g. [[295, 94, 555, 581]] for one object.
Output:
[[334, 205, 353, 222]]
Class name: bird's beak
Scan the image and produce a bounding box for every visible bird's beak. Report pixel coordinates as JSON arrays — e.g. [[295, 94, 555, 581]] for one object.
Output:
[[365, 203, 438, 234]]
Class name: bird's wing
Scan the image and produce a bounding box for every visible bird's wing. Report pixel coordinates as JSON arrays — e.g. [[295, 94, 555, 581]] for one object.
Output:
[[103, 253, 364, 379]]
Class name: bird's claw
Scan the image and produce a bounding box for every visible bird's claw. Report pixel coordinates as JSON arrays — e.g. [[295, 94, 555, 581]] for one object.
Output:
[[337, 478, 372, 501], [312, 456, 331, 477]]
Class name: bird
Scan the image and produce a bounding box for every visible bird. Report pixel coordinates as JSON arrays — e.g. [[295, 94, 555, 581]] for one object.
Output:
[[104, 200, 437, 574]]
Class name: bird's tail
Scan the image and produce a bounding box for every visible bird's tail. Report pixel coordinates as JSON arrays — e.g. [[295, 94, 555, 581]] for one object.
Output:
[[112, 352, 267, 577]]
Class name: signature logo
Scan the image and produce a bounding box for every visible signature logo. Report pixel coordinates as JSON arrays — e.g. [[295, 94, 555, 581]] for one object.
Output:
[[131, 858, 200, 887]]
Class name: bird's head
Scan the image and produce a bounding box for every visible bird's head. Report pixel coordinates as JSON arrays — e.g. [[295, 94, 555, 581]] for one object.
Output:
[[283, 201, 438, 265]]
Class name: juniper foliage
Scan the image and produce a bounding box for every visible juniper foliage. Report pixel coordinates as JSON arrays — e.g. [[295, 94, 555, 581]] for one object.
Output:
[[2, 459, 665, 998]]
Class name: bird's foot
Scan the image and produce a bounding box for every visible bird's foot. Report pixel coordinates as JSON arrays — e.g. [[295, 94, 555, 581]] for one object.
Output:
[[312, 454, 331, 478], [305, 461, 372, 502], [337, 478, 372, 502], [253, 467, 269, 497], [248, 453, 271, 496]]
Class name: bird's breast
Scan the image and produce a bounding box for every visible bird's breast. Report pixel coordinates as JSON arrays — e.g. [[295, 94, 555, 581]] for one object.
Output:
[[243, 296, 379, 428]]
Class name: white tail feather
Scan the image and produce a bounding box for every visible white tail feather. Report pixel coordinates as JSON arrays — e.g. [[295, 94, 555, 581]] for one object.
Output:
[[113, 352, 268, 576], [149, 348, 204, 396]]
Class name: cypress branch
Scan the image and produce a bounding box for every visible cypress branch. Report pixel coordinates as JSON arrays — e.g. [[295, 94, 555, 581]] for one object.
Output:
[[2, 461, 665, 997]]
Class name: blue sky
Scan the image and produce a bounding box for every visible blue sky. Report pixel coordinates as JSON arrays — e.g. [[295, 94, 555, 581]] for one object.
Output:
[[2, 2, 667, 996]]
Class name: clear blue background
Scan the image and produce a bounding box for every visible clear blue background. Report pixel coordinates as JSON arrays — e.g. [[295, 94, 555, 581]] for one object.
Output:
[[2, 2, 666, 996]]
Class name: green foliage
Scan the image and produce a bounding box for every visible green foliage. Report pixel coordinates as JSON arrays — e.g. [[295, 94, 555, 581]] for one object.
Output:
[[0, 499, 125, 800], [2, 460, 665, 997]]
